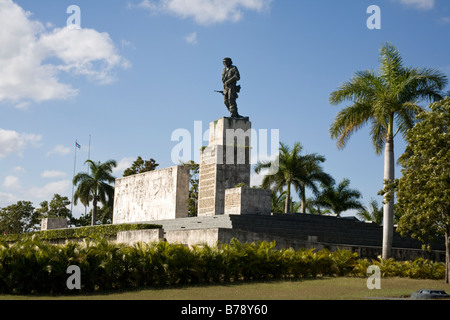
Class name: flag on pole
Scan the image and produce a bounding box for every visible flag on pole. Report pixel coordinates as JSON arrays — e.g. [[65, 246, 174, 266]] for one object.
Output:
[[75, 141, 81, 149]]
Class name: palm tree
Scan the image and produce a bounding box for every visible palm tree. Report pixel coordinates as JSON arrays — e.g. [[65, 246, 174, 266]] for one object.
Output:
[[255, 142, 333, 213], [73, 159, 117, 226], [313, 178, 365, 217], [357, 199, 383, 225], [329, 42, 447, 258], [297, 153, 334, 213]]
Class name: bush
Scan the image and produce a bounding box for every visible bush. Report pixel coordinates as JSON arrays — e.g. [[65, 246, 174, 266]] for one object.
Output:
[[0, 223, 161, 242], [0, 237, 445, 295]]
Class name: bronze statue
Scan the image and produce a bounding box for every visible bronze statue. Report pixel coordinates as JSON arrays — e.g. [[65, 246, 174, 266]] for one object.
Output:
[[217, 57, 246, 119]]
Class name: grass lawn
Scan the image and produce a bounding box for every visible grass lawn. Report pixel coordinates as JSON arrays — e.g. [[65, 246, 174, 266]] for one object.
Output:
[[1, 277, 449, 300]]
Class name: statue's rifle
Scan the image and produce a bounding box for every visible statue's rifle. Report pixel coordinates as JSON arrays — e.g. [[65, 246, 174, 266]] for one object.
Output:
[[214, 90, 224, 95]]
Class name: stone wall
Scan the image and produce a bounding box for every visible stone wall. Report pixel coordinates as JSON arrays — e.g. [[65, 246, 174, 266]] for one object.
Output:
[[41, 218, 68, 231], [224, 187, 271, 215], [161, 228, 445, 262], [113, 166, 189, 223]]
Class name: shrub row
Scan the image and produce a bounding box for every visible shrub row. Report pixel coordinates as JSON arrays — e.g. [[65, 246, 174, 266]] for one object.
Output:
[[0, 223, 161, 242], [0, 237, 445, 295]]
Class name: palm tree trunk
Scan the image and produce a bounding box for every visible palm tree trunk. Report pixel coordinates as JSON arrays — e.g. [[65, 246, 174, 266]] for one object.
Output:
[[92, 196, 97, 226], [300, 184, 306, 214], [285, 184, 291, 214], [382, 130, 395, 259]]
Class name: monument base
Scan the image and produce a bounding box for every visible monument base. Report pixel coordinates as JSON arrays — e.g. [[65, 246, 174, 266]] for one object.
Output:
[[224, 187, 271, 215], [198, 117, 252, 217]]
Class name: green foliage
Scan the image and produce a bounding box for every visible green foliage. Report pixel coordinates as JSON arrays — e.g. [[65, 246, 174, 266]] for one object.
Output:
[[0, 223, 161, 242], [255, 142, 333, 214], [0, 201, 40, 234], [0, 237, 445, 295], [181, 161, 199, 217], [329, 42, 447, 155], [36, 194, 72, 219], [123, 156, 159, 177], [356, 199, 383, 225], [73, 159, 117, 226], [312, 178, 365, 217], [397, 98, 450, 245]]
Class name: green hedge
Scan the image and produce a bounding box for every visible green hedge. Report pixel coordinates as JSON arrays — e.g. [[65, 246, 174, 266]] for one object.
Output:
[[0, 237, 445, 295], [0, 223, 161, 242]]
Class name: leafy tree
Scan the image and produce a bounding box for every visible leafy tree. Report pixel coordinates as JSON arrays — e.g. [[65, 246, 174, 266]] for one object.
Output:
[[313, 178, 365, 217], [396, 98, 450, 283], [73, 159, 117, 226], [182, 160, 199, 217], [329, 42, 447, 258], [36, 194, 74, 224], [255, 142, 333, 214], [0, 201, 39, 234], [123, 156, 159, 177]]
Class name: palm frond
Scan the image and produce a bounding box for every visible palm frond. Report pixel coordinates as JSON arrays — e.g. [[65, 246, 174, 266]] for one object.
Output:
[[330, 101, 374, 149]]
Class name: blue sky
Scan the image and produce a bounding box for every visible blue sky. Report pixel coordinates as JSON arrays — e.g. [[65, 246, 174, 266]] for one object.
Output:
[[1, 0, 449, 218]]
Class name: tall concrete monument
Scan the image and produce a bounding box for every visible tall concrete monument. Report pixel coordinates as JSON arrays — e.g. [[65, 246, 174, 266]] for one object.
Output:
[[197, 117, 252, 216]]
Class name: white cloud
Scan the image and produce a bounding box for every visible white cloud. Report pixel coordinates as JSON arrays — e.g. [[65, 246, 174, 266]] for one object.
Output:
[[0, 128, 42, 158], [41, 170, 67, 179], [137, 0, 272, 25], [0, 0, 129, 106], [0, 192, 18, 208], [28, 180, 71, 200], [46, 144, 71, 156], [39, 27, 131, 84], [396, 0, 434, 10], [185, 32, 198, 44], [113, 157, 135, 176], [13, 166, 26, 173], [2, 175, 21, 190], [438, 17, 450, 25]]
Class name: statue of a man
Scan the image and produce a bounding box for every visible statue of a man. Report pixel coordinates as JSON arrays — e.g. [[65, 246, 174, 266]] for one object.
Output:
[[222, 57, 243, 119]]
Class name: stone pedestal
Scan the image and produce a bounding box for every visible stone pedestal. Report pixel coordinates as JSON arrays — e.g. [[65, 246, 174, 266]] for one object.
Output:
[[113, 166, 189, 223], [41, 218, 68, 231], [224, 187, 272, 215], [198, 117, 252, 216]]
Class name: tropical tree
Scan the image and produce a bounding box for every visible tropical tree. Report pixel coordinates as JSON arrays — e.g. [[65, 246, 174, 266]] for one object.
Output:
[[182, 160, 200, 217], [313, 178, 365, 217], [123, 156, 159, 177], [356, 199, 383, 225], [396, 98, 450, 283], [255, 142, 333, 213], [297, 153, 334, 213], [0, 201, 39, 234], [329, 42, 447, 258], [73, 159, 117, 226], [36, 194, 74, 225], [304, 197, 331, 215]]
